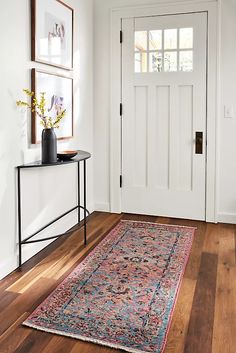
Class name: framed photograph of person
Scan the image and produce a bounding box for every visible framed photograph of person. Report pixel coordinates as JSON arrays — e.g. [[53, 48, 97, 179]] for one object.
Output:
[[31, 0, 74, 70], [31, 69, 73, 144]]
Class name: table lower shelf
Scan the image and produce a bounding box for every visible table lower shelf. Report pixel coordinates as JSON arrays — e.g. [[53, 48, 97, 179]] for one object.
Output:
[[20, 206, 90, 246]]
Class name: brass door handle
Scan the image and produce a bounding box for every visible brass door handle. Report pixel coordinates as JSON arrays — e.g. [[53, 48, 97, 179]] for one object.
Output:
[[195, 132, 203, 154]]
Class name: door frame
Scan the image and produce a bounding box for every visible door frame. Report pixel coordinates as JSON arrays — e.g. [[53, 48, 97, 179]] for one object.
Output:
[[110, 1, 218, 222]]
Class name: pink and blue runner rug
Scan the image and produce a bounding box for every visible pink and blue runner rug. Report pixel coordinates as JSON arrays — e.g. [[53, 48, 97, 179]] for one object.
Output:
[[23, 220, 195, 353]]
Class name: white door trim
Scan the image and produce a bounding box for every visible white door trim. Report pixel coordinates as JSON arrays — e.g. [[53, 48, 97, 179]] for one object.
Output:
[[110, 1, 218, 222]]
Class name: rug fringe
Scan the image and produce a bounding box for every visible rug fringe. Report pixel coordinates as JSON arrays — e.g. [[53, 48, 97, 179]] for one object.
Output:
[[121, 219, 197, 230], [23, 322, 146, 353]]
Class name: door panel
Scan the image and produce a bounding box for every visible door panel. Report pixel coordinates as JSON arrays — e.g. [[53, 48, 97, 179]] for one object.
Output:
[[121, 13, 207, 220], [134, 86, 148, 187], [155, 85, 170, 190]]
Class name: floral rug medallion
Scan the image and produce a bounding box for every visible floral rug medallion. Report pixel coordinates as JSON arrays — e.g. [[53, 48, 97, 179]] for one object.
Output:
[[23, 220, 196, 353]]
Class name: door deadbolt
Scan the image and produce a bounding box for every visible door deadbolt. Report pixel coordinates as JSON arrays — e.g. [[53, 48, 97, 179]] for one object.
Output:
[[195, 132, 203, 154]]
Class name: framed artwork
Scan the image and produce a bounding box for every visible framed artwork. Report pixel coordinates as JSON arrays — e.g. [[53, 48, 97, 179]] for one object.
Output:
[[31, 69, 73, 144], [31, 0, 74, 70]]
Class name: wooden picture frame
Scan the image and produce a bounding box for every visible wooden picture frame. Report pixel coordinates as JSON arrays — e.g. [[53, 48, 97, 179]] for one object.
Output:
[[31, 69, 74, 144], [31, 0, 74, 70]]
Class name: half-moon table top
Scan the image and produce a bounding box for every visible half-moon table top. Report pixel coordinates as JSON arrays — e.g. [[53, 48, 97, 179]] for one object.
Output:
[[17, 150, 91, 169]]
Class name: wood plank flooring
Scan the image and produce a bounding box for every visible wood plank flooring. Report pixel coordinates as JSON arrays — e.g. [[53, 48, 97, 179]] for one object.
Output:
[[0, 212, 235, 353]]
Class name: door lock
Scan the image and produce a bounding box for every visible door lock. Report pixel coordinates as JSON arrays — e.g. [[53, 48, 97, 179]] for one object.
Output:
[[195, 132, 203, 154]]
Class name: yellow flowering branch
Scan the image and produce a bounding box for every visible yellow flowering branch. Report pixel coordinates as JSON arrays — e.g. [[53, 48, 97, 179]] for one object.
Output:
[[16, 89, 66, 129]]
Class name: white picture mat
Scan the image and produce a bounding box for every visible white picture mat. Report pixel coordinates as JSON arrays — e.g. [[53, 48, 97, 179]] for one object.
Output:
[[35, 0, 73, 69], [35, 71, 73, 142]]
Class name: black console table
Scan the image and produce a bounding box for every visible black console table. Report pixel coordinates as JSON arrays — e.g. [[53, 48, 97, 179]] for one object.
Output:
[[17, 150, 91, 267]]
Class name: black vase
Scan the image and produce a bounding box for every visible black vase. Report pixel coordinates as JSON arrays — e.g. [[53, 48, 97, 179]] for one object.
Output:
[[41, 128, 57, 164]]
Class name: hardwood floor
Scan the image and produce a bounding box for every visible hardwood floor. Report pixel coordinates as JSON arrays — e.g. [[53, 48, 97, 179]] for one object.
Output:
[[0, 212, 235, 353]]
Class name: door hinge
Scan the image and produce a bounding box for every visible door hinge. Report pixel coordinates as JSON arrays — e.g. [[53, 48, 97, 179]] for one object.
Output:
[[120, 103, 123, 116], [120, 30, 123, 44], [120, 175, 123, 188]]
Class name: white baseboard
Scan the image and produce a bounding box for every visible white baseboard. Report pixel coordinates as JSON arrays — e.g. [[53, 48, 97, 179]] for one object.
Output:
[[217, 213, 236, 224], [94, 202, 110, 212], [0, 258, 18, 281], [0, 239, 57, 280], [87, 203, 95, 215]]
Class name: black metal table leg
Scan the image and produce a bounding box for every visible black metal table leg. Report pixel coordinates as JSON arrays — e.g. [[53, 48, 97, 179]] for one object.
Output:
[[78, 162, 80, 224], [16, 151, 91, 268], [84, 160, 87, 245], [17, 168, 22, 267]]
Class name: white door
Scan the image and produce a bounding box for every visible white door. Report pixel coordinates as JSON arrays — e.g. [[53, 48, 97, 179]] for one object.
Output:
[[121, 13, 207, 220]]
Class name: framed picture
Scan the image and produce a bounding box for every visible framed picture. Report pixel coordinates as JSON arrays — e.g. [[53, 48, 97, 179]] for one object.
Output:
[[31, 0, 74, 70], [31, 69, 73, 144]]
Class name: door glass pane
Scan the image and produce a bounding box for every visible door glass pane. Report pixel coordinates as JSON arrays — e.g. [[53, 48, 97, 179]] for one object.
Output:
[[164, 29, 177, 50], [180, 28, 193, 49], [164, 51, 177, 72], [135, 52, 147, 73], [134, 27, 194, 73], [135, 31, 147, 52], [149, 30, 162, 50], [149, 52, 162, 72], [179, 51, 193, 71]]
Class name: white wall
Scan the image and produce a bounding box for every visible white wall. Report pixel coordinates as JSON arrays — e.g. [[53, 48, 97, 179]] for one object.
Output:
[[218, 0, 236, 223], [94, 0, 236, 224], [0, 0, 94, 279]]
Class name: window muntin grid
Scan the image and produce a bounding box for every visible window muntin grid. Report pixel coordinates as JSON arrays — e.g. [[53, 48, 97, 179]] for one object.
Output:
[[134, 28, 193, 73]]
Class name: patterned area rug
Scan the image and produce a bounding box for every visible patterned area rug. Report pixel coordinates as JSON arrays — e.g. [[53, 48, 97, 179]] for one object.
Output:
[[23, 220, 195, 353]]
